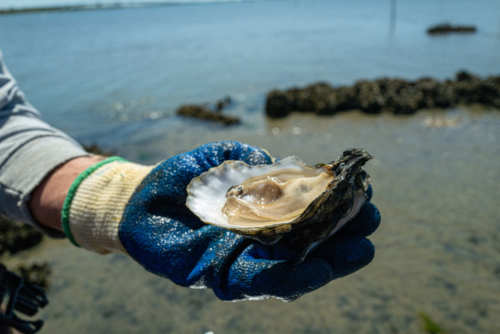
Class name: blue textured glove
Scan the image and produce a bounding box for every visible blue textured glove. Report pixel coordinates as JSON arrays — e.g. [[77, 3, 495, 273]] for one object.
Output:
[[120, 141, 380, 301], [64, 141, 380, 302]]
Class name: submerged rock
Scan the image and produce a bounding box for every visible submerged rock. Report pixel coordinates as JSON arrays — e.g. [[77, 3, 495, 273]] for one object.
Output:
[[0, 216, 43, 255], [215, 96, 232, 112], [82, 143, 114, 156], [14, 263, 52, 290], [265, 72, 500, 118]]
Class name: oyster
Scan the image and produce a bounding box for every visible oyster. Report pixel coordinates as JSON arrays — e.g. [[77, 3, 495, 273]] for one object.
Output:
[[186, 148, 372, 262]]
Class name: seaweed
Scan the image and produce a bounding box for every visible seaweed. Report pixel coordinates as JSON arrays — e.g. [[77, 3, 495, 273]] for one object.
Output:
[[418, 311, 447, 334]]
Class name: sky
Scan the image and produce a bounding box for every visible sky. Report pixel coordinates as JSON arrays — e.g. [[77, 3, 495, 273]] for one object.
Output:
[[1, 0, 238, 9]]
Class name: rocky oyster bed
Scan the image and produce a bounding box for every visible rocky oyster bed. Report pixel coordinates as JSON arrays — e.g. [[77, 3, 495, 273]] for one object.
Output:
[[265, 71, 500, 118], [186, 148, 372, 263]]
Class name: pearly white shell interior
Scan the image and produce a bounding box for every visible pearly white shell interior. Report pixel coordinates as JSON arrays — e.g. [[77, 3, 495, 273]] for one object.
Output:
[[186, 156, 318, 229]]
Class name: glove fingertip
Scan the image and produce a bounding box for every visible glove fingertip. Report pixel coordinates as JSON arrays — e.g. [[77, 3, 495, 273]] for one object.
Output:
[[269, 258, 334, 302], [312, 236, 375, 277], [340, 202, 381, 237], [202, 141, 274, 166], [244, 149, 274, 166], [225, 254, 333, 302]]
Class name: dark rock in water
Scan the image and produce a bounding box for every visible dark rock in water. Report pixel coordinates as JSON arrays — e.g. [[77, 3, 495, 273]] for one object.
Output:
[[456, 71, 477, 82], [427, 24, 476, 34], [215, 96, 232, 112], [14, 263, 52, 290], [265, 90, 292, 118], [82, 143, 114, 156], [0, 216, 43, 255], [353, 80, 385, 114], [177, 101, 240, 126], [265, 72, 500, 118]]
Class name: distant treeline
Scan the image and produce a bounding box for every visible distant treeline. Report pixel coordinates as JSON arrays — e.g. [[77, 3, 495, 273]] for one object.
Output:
[[0, 2, 174, 15], [0, 4, 119, 15], [0, 1, 262, 15]]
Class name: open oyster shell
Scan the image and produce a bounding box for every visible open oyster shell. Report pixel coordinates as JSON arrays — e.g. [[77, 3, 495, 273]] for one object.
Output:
[[186, 148, 372, 262]]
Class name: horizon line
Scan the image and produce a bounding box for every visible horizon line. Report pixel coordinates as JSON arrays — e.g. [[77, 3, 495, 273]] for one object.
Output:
[[0, 0, 269, 14]]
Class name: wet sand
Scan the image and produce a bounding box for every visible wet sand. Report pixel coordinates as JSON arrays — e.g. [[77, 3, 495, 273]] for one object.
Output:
[[3, 106, 500, 333]]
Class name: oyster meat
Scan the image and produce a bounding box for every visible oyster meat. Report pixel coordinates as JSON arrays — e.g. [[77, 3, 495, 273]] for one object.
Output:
[[186, 148, 372, 262]]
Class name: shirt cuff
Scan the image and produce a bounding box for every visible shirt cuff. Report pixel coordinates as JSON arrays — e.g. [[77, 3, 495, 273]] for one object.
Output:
[[0, 136, 89, 238]]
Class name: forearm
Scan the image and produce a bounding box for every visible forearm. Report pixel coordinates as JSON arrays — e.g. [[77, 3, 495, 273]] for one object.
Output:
[[29, 156, 104, 231]]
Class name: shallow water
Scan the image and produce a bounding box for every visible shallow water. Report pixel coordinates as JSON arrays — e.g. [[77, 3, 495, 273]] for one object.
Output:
[[5, 106, 499, 334], [1, 0, 500, 333]]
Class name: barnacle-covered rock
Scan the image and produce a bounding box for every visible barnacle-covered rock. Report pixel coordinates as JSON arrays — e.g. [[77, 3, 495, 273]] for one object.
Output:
[[265, 72, 500, 118]]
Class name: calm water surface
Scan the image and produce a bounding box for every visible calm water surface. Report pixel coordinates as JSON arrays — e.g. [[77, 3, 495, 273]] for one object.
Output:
[[1, 1, 500, 333], [0, 0, 499, 146]]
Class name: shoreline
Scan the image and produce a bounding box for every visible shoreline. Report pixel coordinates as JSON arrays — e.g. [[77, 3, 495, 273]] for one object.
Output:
[[0, 0, 261, 15], [0, 3, 173, 15]]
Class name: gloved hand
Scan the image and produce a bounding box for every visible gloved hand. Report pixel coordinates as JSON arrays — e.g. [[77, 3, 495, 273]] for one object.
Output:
[[62, 141, 380, 302]]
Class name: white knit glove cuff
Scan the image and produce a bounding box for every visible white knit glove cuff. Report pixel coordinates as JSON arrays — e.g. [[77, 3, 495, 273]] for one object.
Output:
[[62, 157, 153, 254]]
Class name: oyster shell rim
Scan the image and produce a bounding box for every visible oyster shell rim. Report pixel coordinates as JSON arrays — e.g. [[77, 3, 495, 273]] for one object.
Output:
[[185, 151, 371, 245], [185, 148, 373, 263], [185, 156, 323, 232]]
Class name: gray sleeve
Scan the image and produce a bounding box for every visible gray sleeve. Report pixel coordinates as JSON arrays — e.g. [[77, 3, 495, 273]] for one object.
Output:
[[0, 50, 90, 238]]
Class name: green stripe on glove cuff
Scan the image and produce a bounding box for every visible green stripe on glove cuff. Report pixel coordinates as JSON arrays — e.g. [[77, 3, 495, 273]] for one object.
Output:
[[61, 156, 154, 254]]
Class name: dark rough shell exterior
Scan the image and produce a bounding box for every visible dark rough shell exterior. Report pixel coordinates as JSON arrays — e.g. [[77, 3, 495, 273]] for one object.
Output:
[[223, 148, 372, 262]]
